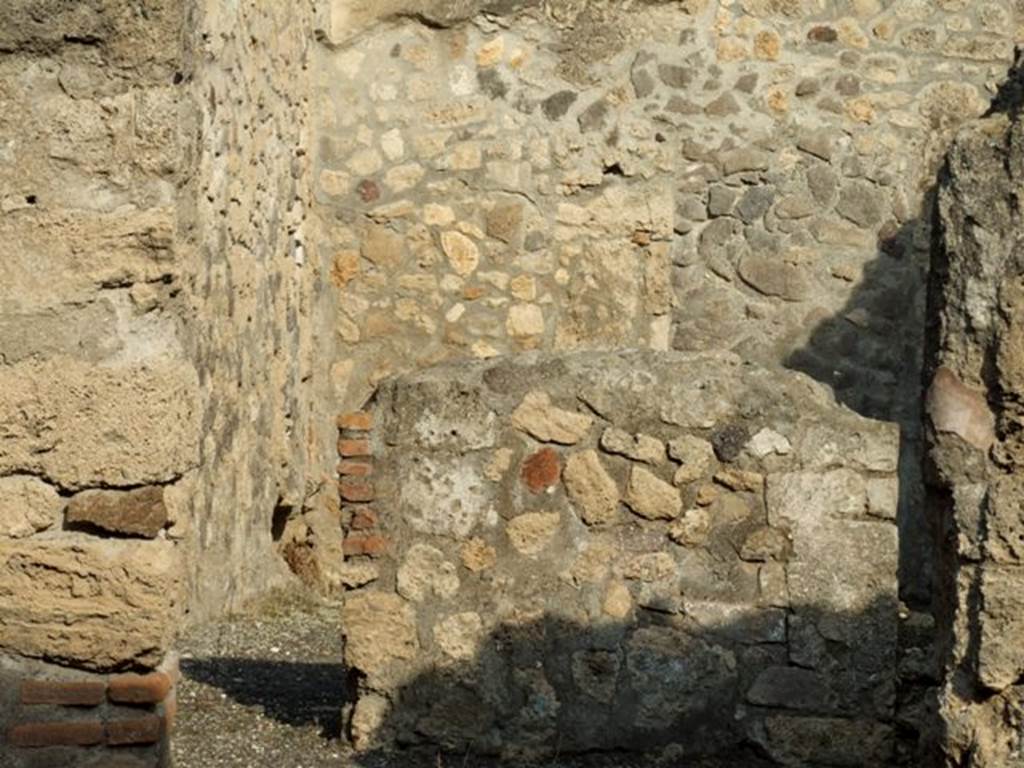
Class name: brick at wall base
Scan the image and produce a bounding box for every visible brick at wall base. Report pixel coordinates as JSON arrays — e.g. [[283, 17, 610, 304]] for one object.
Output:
[[4, 652, 179, 767]]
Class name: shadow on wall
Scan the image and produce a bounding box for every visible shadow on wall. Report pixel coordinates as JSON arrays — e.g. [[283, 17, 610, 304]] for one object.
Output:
[[783, 214, 931, 609], [184, 601, 932, 766], [328, 597, 922, 766]]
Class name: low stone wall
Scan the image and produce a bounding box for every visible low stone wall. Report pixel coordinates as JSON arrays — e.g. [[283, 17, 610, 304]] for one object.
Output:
[[341, 349, 900, 763]]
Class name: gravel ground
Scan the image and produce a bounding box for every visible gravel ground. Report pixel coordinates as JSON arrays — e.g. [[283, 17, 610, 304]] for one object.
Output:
[[170, 589, 759, 768], [171, 590, 355, 768]]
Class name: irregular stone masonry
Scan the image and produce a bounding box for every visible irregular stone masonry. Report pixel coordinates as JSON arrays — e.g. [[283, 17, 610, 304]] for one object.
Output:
[[341, 350, 901, 763], [319, 0, 1020, 611], [0, 653, 179, 767]]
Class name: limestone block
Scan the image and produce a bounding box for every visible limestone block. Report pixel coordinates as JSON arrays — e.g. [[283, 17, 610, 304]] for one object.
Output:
[[397, 543, 460, 602], [563, 450, 620, 525], [0, 359, 200, 490], [506, 511, 561, 556], [978, 566, 1024, 691], [342, 592, 419, 679], [511, 391, 592, 445], [0, 538, 182, 669], [0, 476, 62, 538], [624, 466, 681, 520]]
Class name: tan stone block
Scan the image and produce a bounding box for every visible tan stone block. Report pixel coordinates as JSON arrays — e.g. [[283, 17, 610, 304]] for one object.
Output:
[[0, 359, 199, 489], [0, 538, 182, 669], [511, 391, 592, 444], [0, 476, 62, 538], [506, 511, 561, 556], [564, 450, 620, 526], [625, 466, 682, 520], [342, 592, 418, 678]]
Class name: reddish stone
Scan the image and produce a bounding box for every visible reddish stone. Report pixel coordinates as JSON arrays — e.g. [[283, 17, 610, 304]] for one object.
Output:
[[338, 438, 372, 458], [337, 411, 373, 431], [807, 25, 838, 43], [163, 688, 178, 734], [20, 680, 106, 707], [349, 509, 379, 530], [106, 715, 164, 745], [521, 448, 562, 493], [65, 486, 167, 538], [340, 480, 375, 503], [357, 179, 380, 202], [338, 460, 373, 477], [343, 535, 389, 557], [108, 672, 172, 704], [8, 721, 105, 747]]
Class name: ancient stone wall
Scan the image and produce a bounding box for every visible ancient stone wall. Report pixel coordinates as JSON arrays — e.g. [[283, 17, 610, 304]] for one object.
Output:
[[0, 1, 335, 764], [176, 0, 338, 617], [927, 55, 1024, 766], [0, 2, 194, 764], [317, 0, 1019, 611], [340, 350, 901, 763]]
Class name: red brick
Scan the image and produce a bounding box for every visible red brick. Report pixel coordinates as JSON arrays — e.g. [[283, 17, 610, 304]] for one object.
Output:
[[338, 460, 373, 477], [108, 672, 172, 704], [8, 721, 105, 747], [106, 714, 164, 746], [162, 688, 178, 735], [340, 480, 374, 503], [337, 411, 373, 431], [521, 447, 561, 493], [343, 534, 389, 557], [349, 508, 378, 530], [338, 438, 371, 458], [20, 680, 106, 707]]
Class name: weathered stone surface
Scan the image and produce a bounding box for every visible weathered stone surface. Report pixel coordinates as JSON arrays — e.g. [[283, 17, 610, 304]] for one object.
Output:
[[668, 508, 711, 547], [399, 456, 490, 539], [624, 466, 681, 521], [599, 428, 664, 464], [342, 592, 419, 678], [667, 435, 714, 484], [737, 254, 811, 302], [0, 539, 181, 669], [0, 360, 200, 489], [0, 476, 62, 538], [747, 666, 834, 711], [506, 511, 560, 556], [563, 450, 620, 526], [397, 543, 460, 602], [520, 447, 561, 493], [434, 611, 484, 660], [441, 231, 480, 276], [65, 487, 167, 538], [926, 367, 995, 450], [511, 391, 593, 444], [758, 716, 894, 765], [361, 349, 901, 757]]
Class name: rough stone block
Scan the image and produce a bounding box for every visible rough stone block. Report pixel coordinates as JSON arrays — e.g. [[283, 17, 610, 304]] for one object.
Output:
[[65, 487, 168, 539], [0, 360, 199, 490], [0, 476, 62, 538], [0, 539, 182, 669]]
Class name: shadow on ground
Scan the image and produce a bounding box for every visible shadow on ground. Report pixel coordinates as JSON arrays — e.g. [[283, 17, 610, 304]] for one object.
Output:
[[181, 657, 347, 739]]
